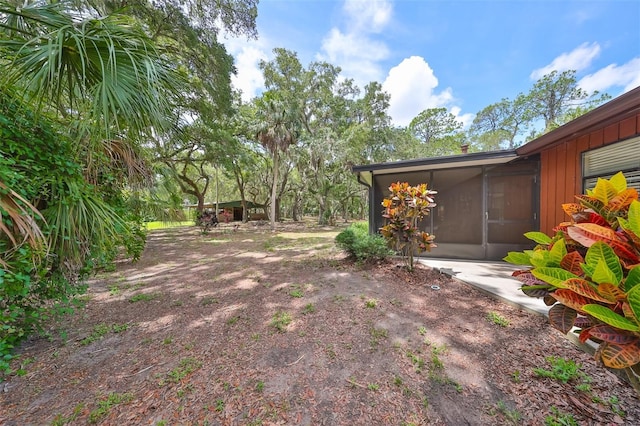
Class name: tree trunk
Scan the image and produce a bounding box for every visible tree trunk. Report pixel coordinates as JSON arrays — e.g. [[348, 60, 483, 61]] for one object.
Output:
[[241, 199, 248, 223], [239, 185, 248, 223], [232, 165, 249, 223], [359, 190, 368, 220], [270, 150, 279, 230], [317, 190, 330, 225], [292, 191, 301, 221], [318, 202, 326, 225]]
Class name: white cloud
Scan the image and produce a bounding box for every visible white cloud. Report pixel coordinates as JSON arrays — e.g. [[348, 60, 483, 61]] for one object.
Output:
[[578, 57, 640, 94], [319, 28, 389, 85], [318, 0, 393, 88], [220, 29, 261, 100], [224, 0, 396, 104], [382, 56, 455, 126], [530, 42, 601, 80], [223, 0, 473, 128], [450, 106, 475, 129], [343, 0, 393, 33], [230, 45, 268, 102]]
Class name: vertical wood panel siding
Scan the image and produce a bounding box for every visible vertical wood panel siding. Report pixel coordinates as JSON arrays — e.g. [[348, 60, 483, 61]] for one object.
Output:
[[539, 115, 640, 234], [590, 128, 603, 148], [576, 135, 590, 193], [546, 147, 559, 234], [540, 150, 550, 236], [603, 123, 619, 144], [620, 116, 636, 139], [564, 138, 577, 213], [555, 143, 568, 231]]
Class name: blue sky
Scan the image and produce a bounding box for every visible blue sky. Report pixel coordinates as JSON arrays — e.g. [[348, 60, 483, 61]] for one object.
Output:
[[223, 0, 640, 127]]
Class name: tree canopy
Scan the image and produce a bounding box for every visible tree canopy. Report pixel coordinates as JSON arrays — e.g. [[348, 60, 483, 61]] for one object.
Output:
[[0, 0, 615, 374], [0, 0, 258, 372]]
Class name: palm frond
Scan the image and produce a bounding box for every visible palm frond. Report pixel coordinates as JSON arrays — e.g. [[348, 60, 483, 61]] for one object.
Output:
[[0, 3, 181, 139], [0, 180, 47, 260], [128, 191, 186, 223], [0, 1, 74, 36], [99, 138, 154, 188], [43, 180, 126, 273]]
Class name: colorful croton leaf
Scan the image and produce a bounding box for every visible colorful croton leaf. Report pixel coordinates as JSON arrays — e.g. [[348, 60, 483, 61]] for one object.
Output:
[[379, 182, 437, 271], [504, 172, 640, 391]]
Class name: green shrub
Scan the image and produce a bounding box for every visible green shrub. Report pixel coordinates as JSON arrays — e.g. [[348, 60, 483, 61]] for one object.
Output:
[[335, 222, 367, 255], [0, 244, 83, 376], [352, 234, 393, 261], [1, 88, 146, 380], [336, 222, 367, 246], [336, 222, 392, 262]]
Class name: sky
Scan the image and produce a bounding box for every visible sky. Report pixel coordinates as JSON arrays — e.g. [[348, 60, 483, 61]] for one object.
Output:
[[222, 0, 640, 127]]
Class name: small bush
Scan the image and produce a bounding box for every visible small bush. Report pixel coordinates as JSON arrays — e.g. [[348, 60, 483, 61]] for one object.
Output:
[[335, 223, 392, 262], [353, 234, 393, 261], [335, 222, 367, 251]]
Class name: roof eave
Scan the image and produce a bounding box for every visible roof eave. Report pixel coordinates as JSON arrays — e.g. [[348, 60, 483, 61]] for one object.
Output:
[[352, 149, 518, 175], [516, 86, 640, 156]]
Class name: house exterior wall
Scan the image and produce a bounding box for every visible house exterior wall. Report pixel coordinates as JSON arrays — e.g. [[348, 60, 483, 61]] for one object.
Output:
[[538, 112, 640, 234], [369, 158, 539, 260]]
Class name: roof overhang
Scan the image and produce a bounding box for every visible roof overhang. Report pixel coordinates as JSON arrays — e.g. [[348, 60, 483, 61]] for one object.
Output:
[[352, 149, 519, 178], [517, 86, 640, 156]]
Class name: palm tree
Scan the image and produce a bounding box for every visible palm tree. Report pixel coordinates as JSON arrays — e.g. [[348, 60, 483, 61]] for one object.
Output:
[[0, 1, 179, 271], [1, 1, 178, 136], [0, 1, 180, 276], [254, 97, 299, 230]]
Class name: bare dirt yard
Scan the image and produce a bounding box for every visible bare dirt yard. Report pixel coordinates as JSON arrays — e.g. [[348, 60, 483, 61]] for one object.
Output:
[[1, 222, 639, 425]]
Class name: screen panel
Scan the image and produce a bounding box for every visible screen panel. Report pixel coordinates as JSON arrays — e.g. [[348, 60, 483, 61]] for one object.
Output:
[[430, 167, 483, 244]]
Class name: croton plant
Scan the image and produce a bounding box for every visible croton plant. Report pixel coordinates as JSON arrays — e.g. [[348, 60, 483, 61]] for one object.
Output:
[[505, 172, 640, 393], [380, 182, 437, 271]]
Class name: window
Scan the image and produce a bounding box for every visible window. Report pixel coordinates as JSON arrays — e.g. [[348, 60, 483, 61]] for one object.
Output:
[[582, 137, 640, 191]]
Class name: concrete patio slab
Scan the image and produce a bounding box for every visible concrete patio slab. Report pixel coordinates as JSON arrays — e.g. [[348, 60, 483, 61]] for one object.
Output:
[[417, 258, 549, 316]]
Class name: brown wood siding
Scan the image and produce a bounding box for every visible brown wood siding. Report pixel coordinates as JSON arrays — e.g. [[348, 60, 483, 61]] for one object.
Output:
[[539, 150, 550, 236], [564, 139, 578, 212], [620, 116, 636, 139], [555, 142, 568, 230], [545, 148, 558, 234], [589, 128, 603, 148], [539, 115, 640, 234], [575, 135, 590, 198], [603, 123, 618, 144]]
